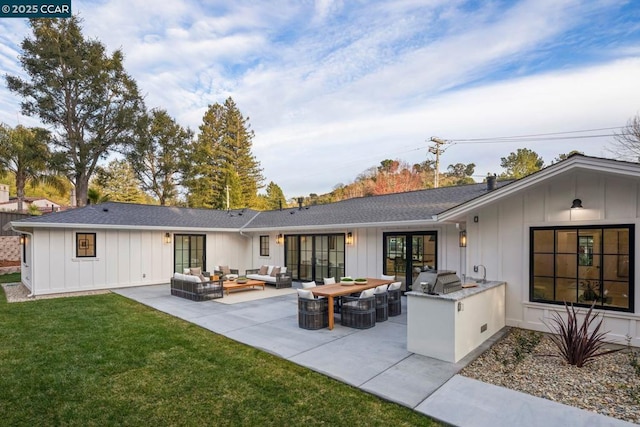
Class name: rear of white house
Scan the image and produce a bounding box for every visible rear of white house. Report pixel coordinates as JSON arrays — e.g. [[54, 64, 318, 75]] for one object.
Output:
[[10, 154, 640, 346]]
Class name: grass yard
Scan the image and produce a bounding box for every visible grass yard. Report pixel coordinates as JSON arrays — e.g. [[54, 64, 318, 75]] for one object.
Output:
[[0, 289, 439, 426], [0, 272, 20, 284]]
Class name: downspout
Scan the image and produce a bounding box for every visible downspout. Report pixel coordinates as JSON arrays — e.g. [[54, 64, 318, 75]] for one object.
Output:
[[12, 227, 34, 298], [238, 212, 261, 270]]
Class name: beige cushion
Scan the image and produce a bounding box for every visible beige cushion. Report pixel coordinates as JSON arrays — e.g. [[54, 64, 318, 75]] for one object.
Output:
[[198, 273, 208, 282], [271, 266, 281, 277], [360, 288, 375, 299], [374, 284, 388, 294], [259, 265, 269, 275], [190, 267, 202, 276], [323, 277, 336, 285], [297, 289, 315, 300], [302, 281, 316, 289], [220, 265, 231, 275], [388, 281, 402, 291]]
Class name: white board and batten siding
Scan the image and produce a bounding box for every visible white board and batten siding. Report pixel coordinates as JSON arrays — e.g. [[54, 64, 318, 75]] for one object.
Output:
[[463, 169, 640, 346]]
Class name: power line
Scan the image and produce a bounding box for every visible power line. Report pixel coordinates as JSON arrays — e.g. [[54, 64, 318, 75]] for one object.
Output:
[[448, 126, 624, 143]]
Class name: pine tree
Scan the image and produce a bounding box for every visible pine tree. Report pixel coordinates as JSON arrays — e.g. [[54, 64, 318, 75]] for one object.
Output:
[[92, 159, 148, 204], [183, 97, 263, 209], [264, 181, 287, 210]]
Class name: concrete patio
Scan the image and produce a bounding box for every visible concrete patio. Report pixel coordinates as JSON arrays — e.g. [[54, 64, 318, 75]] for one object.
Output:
[[113, 284, 634, 427]]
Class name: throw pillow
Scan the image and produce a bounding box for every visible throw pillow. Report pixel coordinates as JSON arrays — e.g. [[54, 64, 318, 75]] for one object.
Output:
[[190, 267, 202, 276], [183, 268, 191, 274], [220, 265, 230, 275], [297, 289, 315, 300], [270, 266, 281, 277], [281, 266, 287, 274], [359, 288, 375, 299], [302, 281, 316, 289], [198, 273, 208, 283], [259, 265, 268, 275]]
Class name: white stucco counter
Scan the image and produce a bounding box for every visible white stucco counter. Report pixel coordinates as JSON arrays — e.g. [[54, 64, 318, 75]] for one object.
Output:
[[406, 281, 506, 363]]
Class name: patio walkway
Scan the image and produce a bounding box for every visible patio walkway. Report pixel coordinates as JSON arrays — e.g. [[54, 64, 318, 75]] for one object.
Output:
[[113, 284, 634, 427]]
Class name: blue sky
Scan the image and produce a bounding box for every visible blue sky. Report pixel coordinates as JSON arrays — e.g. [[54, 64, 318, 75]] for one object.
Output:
[[1, 0, 640, 198]]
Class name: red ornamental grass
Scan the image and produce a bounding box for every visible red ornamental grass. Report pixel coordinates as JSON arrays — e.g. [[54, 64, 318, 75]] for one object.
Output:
[[547, 301, 621, 368]]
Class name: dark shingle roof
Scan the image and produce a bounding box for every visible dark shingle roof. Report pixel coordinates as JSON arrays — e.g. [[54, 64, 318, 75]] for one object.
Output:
[[11, 182, 511, 230], [12, 202, 260, 230], [246, 182, 510, 229]]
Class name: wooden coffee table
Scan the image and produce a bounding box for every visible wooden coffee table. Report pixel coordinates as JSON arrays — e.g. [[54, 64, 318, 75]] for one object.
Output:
[[222, 279, 266, 295]]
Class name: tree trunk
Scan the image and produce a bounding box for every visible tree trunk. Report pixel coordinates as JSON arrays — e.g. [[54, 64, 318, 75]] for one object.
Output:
[[16, 172, 26, 213], [76, 175, 89, 207]]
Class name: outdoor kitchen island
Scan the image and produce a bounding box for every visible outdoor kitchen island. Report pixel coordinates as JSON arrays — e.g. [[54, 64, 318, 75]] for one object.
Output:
[[406, 280, 506, 363]]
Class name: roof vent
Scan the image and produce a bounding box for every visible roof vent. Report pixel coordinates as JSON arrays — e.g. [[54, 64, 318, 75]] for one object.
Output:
[[486, 174, 497, 191], [297, 197, 304, 210]]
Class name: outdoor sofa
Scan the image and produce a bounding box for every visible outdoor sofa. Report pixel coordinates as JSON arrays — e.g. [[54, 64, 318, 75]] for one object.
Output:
[[171, 272, 224, 301], [245, 265, 293, 289]]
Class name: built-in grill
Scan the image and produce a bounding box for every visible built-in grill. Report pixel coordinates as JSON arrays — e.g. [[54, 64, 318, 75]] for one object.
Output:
[[414, 269, 462, 295]]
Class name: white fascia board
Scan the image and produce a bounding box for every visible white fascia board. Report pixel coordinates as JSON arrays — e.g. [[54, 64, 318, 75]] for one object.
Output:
[[437, 156, 640, 222], [243, 219, 437, 233]]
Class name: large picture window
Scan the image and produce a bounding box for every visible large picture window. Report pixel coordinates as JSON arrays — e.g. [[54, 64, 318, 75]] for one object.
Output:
[[76, 233, 96, 258], [530, 225, 634, 312]]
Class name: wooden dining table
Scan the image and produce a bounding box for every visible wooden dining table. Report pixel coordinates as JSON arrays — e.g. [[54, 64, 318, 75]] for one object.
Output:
[[310, 278, 394, 330]]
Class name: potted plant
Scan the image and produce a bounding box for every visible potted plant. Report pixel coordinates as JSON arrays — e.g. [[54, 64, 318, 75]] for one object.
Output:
[[340, 277, 355, 285], [354, 278, 367, 284]]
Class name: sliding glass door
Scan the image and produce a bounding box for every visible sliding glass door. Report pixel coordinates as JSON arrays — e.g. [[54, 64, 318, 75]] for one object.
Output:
[[285, 234, 345, 282], [383, 232, 437, 291], [174, 234, 206, 273]]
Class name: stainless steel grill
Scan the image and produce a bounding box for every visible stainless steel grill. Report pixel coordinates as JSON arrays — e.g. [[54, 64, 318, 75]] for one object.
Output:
[[414, 269, 462, 294]]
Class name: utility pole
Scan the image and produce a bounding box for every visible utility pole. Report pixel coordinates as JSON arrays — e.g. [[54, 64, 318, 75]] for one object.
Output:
[[429, 137, 447, 188]]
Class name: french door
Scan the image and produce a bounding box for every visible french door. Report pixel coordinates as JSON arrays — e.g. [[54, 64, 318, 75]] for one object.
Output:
[[285, 234, 346, 282], [383, 232, 437, 291], [174, 234, 206, 273]]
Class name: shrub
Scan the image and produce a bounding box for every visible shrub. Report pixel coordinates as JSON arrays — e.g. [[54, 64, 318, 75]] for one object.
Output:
[[545, 301, 621, 367]]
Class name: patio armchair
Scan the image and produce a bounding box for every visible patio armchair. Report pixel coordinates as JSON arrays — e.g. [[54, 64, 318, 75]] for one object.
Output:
[[213, 265, 239, 280], [340, 289, 376, 329], [374, 284, 389, 322], [388, 281, 402, 316], [297, 289, 329, 330]]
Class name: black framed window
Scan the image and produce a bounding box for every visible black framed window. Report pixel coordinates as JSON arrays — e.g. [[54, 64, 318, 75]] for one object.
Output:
[[260, 236, 269, 256], [530, 225, 634, 312], [174, 234, 206, 273], [76, 233, 96, 258]]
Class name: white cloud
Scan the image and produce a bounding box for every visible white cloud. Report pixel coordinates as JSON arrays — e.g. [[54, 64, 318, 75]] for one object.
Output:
[[0, 0, 638, 197]]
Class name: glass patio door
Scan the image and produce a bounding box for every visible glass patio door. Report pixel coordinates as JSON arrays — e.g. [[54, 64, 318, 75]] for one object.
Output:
[[285, 234, 345, 282], [383, 232, 437, 291], [174, 234, 206, 273]]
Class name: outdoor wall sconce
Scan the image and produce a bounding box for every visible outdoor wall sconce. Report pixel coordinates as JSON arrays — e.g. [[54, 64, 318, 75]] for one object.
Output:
[[346, 232, 353, 245], [20, 235, 24, 245], [571, 198, 583, 209], [164, 233, 172, 244], [459, 230, 467, 247], [276, 233, 284, 245]]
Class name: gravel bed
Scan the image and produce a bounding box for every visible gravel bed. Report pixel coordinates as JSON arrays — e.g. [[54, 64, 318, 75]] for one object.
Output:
[[459, 327, 640, 424], [2, 282, 109, 302]]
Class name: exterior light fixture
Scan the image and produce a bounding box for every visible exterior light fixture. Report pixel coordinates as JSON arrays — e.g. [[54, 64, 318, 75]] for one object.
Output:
[[276, 233, 284, 245], [346, 232, 353, 245], [459, 230, 467, 247], [164, 232, 172, 244], [20, 235, 25, 245], [571, 199, 583, 209]]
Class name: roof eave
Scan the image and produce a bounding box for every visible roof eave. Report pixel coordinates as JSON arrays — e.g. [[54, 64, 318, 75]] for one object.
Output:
[[437, 156, 640, 222], [9, 221, 241, 233]]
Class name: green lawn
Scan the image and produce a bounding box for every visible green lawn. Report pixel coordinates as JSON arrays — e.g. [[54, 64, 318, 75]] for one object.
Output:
[[0, 272, 20, 284], [0, 289, 440, 426]]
